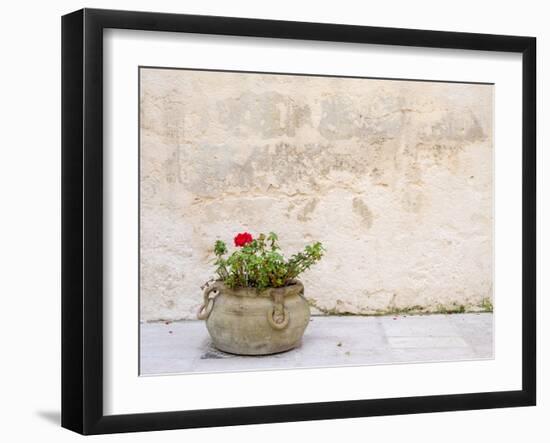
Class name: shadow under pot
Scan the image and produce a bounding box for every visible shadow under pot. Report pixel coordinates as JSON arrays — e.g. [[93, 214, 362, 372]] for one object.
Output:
[[197, 280, 311, 355]]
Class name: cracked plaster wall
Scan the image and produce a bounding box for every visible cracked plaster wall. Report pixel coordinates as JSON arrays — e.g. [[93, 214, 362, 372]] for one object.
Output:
[[140, 68, 493, 321]]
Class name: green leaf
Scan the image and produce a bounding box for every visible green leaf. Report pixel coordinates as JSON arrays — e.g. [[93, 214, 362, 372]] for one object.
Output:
[[208, 233, 324, 289]]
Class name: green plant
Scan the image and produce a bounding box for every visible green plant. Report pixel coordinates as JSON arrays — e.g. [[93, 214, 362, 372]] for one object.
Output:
[[211, 232, 324, 290], [480, 297, 493, 312]]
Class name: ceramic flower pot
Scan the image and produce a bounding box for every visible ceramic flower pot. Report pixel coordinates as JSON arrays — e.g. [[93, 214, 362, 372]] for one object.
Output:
[[197, 280, 310, 355]]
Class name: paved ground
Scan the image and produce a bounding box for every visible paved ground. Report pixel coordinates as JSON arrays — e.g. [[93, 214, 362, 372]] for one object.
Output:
[[140, 314, 493, 375]]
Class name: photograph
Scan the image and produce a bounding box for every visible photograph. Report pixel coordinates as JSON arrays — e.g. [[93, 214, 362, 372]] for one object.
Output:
[[0, 0, 544, 439], [138, 67, 495, 375]]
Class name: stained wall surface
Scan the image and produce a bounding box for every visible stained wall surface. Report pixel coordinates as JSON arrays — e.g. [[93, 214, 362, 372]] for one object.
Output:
[[140, 68, 493, 321]]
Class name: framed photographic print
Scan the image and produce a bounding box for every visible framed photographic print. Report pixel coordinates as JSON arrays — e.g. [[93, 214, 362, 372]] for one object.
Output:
[[61, 8, 536, 435]]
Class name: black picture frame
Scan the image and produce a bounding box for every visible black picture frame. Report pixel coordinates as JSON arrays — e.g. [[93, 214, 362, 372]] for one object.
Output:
[[61, 8, 536, 435]]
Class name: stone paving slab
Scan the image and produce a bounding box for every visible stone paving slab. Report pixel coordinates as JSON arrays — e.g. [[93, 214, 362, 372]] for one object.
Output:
[[140, 313, 493, 375]]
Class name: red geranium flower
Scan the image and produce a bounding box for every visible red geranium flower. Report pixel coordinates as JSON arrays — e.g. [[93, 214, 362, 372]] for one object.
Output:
[[234, 232, 253, 247]]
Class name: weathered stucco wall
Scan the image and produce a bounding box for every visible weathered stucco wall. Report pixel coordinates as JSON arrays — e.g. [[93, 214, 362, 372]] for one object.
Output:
[[139, 68, 493, 322]]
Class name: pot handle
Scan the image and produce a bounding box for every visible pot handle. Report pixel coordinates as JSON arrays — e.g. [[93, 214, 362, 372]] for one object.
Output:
[[197, 283, 221, 320], [267, 291, 290, 330]]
